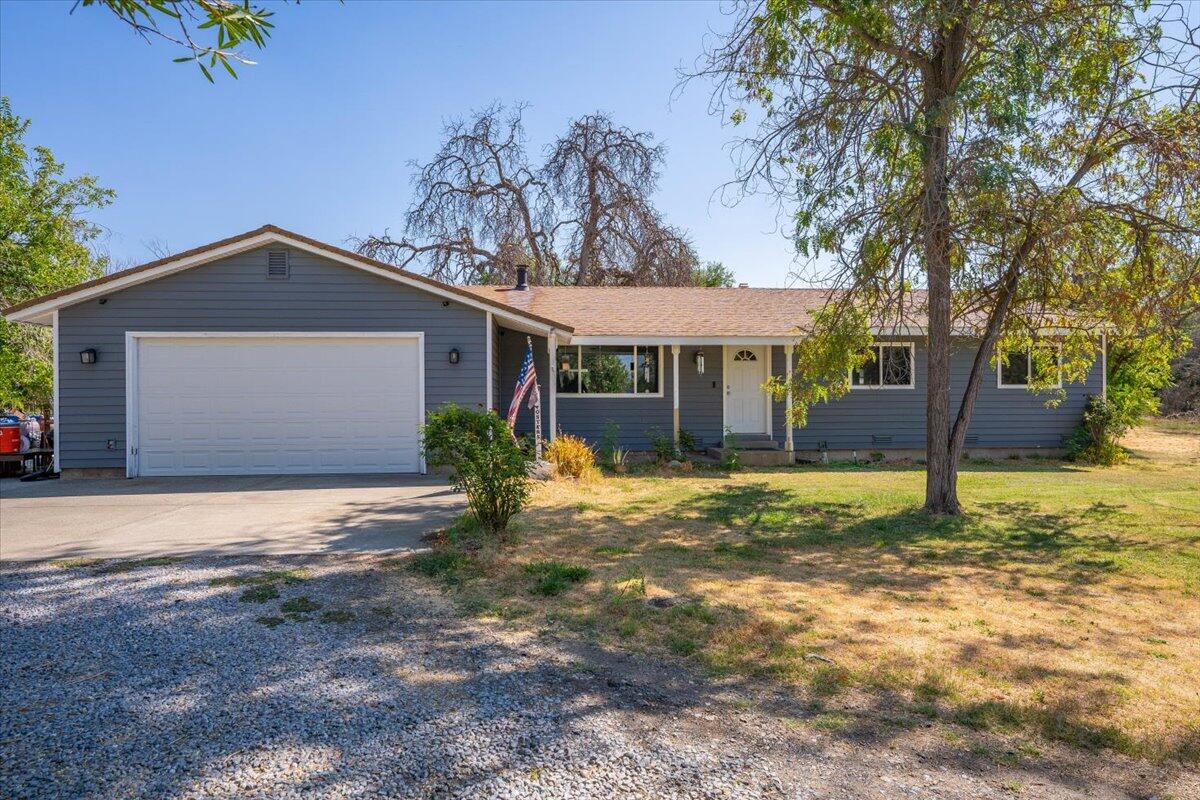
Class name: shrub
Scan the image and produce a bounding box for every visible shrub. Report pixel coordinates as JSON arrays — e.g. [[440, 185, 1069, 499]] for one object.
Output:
[[646, 427, 679, 462], [545, 434, 597, 479], [1067, 396, 1129, 465], [423, 404, 531, 537], [677, 428, 698, 453], [600, 421, 620, 463], [721, 427, 741, 470]]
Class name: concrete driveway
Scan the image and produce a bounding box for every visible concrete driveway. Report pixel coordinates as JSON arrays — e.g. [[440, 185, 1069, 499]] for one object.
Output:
[[0, 474, 464, 561]]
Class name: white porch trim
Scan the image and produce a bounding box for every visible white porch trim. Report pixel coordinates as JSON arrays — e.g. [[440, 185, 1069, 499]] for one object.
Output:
[[671, 344, 681, 444], [765, 345, 773, 440]]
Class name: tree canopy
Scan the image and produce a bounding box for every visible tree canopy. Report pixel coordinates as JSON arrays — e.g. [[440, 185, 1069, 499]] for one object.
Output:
[[0, 98, 113, 411], [353, 104, 701, 287], [692, 261, 737, 287], [699, 0, 1200, 512]]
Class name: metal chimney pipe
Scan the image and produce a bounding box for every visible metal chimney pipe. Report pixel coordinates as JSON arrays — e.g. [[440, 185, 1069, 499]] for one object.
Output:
[[515, 265, 529, 290]]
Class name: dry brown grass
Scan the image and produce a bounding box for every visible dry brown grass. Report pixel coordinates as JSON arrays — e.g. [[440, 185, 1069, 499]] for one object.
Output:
[[419, 420, 1200, 763]]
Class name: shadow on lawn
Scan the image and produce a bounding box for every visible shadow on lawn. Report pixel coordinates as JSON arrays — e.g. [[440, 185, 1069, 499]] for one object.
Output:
[[1, 558, 1193, 799], [673, 482, 1146, 585]]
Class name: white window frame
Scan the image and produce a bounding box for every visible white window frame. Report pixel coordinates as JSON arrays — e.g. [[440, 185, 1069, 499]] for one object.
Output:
[[997, 345, 1063, 389], [556, 344, 664, 398], [849, 342, 916, 390]]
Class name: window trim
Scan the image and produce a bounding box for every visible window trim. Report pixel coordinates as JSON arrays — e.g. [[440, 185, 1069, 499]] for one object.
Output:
[[556, 344, 664, 398], [997, 345, 1063, 389], [848, 342, 916, 390]]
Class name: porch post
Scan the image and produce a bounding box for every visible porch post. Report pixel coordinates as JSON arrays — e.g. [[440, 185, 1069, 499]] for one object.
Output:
[[547, 333, 557, 441], [765, 345, 773, 440], [1101, 332, 1108, 401], [784, 343, 794, 455], [671, 345, 681, 445]]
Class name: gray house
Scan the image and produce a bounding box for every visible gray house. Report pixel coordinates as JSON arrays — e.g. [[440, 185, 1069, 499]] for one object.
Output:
[[3, 225, 1103, 477]]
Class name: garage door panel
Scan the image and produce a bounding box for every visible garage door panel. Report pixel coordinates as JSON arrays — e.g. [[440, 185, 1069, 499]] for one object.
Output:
[[134, 335, 421, 476]]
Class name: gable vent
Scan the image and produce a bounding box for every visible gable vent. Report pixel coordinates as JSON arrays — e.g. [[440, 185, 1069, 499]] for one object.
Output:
[[266, 250, 290, 280]]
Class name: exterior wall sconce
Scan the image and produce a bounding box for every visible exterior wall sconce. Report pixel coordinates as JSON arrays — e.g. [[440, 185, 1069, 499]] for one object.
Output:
[[448, 348, 460, 365], [80, 348, 98, 365], [693, 349, 705, 375]]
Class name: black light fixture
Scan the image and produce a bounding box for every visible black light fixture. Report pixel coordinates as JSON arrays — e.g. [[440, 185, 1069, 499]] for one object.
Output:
[[80, 348, 97, 365], [448, 348, 460, 365]]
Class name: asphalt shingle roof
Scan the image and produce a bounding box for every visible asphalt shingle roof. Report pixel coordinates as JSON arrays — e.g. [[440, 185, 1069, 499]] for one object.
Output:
[[456, 285, 852, 337]]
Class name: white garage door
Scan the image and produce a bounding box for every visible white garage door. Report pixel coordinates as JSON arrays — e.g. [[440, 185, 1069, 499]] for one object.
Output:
[[131, 334, 422, 476]]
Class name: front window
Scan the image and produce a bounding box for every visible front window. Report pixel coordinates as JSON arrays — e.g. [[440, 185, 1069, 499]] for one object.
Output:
[[851, 343, 915, 389], [998, 346, 1062, 388], [558, 345, 662, 396]]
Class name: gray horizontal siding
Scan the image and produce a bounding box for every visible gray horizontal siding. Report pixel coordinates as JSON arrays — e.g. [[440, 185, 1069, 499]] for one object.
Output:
[[497, 336, 1095, 452], [498, 335, 723, 450], [678, 346, 723, 448], [772, 340, 1099, 450], [58, 246, 487, 469]]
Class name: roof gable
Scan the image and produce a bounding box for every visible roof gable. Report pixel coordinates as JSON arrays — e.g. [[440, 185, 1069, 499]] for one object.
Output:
[[3, 225, 573, 334]]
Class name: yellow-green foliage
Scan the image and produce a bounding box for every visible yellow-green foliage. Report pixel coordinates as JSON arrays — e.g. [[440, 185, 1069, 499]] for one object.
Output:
[[546, 434, 597, 479]]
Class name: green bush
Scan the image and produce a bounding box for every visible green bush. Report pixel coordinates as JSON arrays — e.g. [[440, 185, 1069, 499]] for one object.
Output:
[[422, 404, 531, 537], [678, 428, 698, 453], [600, 421, 620, 464], [1068, 396, 1129, 465], [646, 427, 679, 462]]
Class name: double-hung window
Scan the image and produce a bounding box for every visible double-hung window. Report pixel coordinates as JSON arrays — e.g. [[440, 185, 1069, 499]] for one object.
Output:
[[557, 345, 662, 397], [997, 346, 1063, 388], [850, 343, 915, 389]]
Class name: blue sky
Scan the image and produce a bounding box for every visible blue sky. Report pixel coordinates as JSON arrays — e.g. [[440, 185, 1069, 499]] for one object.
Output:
[[0, 0, 802, 285]]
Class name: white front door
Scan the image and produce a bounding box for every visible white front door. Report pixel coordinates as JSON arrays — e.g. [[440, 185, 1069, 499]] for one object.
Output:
[[726, 346, 767, 433]]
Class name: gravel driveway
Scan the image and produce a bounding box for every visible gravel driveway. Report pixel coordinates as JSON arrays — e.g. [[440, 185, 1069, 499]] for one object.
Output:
[[1, 556, 1191, 799]]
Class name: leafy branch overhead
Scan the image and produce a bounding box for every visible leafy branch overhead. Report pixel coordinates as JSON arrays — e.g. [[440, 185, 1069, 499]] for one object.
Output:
[[352, 104, 703, 287], [74, 0, 281, 81], [695, 0, 1200, 514]]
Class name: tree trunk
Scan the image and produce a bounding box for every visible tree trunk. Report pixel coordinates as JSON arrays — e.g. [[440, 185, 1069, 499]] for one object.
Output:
[[921, 16, 966, 515], [576, 167, 601, 285]]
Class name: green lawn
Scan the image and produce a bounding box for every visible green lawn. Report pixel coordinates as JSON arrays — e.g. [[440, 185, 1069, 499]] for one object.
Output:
[[415, 421, 1200, 763]]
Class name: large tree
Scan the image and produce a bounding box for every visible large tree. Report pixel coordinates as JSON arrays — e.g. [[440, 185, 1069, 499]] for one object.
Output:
[[699, 0, 1200, 513], [353, 104, 700, 287], [0, 98, 113, 412]]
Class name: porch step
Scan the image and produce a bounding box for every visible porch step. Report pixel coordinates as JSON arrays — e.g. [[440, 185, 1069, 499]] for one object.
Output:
[[726, 434, 782, 450], [706, 446, 793, 467]]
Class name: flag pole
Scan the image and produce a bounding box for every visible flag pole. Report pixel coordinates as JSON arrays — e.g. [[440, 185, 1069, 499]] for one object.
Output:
[[527, 336, 543, 460]]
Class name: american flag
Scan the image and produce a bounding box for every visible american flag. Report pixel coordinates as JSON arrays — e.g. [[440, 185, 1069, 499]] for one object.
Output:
[[506, 339, 538, 430]]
